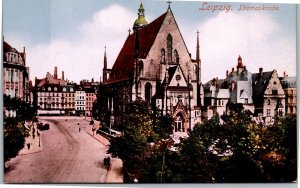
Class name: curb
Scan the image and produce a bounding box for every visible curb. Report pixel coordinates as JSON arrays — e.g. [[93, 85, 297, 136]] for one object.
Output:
[[86, 131, 112, 183], [86, 131, 109, 147]]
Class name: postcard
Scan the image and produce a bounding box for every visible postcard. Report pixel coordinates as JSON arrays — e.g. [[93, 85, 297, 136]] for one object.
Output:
[[3, 0, 297, 184]]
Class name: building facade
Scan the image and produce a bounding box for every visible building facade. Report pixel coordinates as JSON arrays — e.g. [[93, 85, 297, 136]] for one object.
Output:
[[280, 74, 296, 116], [3, 40, 30, 102], [34, 67, 76, 115], [98, 3, 203, 133], [204, 56, 286, 125]]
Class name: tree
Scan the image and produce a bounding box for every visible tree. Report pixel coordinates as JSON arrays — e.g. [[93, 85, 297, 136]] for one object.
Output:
[[4, 118, 28, 164], [108, 98, 155, 182], [3, 95, 34, 168], [260, 115, 297, 182]]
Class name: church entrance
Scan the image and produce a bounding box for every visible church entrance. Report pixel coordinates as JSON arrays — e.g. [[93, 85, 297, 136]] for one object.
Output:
[[174, 113, 184, 132]]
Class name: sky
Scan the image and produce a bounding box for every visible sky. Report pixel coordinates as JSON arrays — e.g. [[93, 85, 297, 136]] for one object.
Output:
[[2, 0, 297, 84]]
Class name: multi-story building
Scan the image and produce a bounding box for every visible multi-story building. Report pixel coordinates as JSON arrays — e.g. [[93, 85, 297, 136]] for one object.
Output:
[[79, 79, 99, 116], [204, 56, 254, 119], [280, 74, 296, 116], [75, 87, 86, 116], [3, 40, 30, 102], [34, 67, 76, 115], [98, 3, 203, 133], [204, 56, 286, 125], [252, 68, 285, 125]]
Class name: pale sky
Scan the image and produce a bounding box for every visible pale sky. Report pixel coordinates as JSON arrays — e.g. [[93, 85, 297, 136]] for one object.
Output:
[[2, 0, 296, 84]]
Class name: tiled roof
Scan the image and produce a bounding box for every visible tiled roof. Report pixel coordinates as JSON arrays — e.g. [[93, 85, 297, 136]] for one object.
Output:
[[106, 12, 168, 83], [252, 71, 273, 103]]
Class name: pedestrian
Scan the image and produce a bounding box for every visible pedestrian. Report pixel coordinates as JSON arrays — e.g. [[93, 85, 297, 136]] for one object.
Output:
[[103, 157, 107, 166], [27, 143, 30, 150], [107, 157, 110, 167]]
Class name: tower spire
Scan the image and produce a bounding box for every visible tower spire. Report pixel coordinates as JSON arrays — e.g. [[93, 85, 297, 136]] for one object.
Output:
[[104, 46, 107, 69], [103, 46, 108, 82], [196, 30, 200, 61], [133, 2, 148, 30]]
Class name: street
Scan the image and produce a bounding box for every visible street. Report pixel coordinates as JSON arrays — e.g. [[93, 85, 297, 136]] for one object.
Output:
[[4, 116, 109, 183]]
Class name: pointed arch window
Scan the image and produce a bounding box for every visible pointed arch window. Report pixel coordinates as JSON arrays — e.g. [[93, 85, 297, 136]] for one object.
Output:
[[174, 49, 179, 64], [138, 60, 144, 77], [145, 82, 152, 104], [167, 34, 172, 63], [161, 49, 165, 63]]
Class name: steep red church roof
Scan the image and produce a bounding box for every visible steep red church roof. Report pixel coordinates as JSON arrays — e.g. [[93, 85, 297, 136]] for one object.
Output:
[[106, 12, 168, 83]]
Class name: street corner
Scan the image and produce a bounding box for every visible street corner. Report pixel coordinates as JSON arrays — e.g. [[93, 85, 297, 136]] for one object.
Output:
[[19, 134, 43, 155]]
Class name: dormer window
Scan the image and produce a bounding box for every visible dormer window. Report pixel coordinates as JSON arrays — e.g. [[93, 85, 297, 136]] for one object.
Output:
[[54, 87, 57, 91], [48, 87, 51, 91]]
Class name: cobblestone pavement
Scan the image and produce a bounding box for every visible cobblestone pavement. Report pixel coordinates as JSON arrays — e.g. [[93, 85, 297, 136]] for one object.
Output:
[[4, 116, 110, 183]]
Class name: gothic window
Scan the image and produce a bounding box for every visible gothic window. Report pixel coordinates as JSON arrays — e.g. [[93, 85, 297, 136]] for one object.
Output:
[[145, 82, 152, 104], [167, 34, 172, 63], [48, 87, 51, 91], [174, 49, 179, 64], [161, 49, 165, 63], [138, 61, 144, 77], [193, 64, 197, 74], [54, 87, 57, 91]]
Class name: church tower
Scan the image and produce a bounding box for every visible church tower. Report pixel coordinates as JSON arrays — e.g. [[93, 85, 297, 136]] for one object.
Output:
[[102, 46, 110, 82], [133, 2, 148, 30], [196, 30, 201, 106]]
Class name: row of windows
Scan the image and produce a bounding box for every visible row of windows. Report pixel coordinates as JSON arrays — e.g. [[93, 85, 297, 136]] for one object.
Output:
[[5, 69, 20, 83], [266, 108, 283, 116], [76, 107, 85, 110], [38, 92, 75, 97], [76, 101, 85, 105], [6, 52, 20, 63], [76, 96, 85, 100]]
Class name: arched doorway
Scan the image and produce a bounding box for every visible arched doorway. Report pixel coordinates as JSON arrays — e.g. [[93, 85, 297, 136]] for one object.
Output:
[[174, 113, 184, 132]]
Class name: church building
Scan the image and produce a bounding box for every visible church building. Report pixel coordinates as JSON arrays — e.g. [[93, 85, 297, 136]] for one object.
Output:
[[99, 3, 203, 133]]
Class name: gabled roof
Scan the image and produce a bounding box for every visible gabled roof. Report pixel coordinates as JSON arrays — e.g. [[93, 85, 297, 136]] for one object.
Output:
[[35, 73, 67, 87], [106, 12, 168, 83], [252, 71, 273, 97], [3, 41, 25, 62]]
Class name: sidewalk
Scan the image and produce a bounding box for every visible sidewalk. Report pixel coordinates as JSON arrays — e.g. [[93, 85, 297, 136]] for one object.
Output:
[[85, 119, 123, 183], [19, 122, 43, 155]]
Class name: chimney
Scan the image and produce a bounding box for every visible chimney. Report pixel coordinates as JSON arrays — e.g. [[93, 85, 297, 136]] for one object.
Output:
[[62, 71, 64, 80], [283, 71, 287, 77], [54, 66, 58, 79], [226, 70, 229, 77], [35, 77, 37, 86], [232, 67, 234, 73], [244, 66, 246, 70], [259, 67, 263, 77]]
